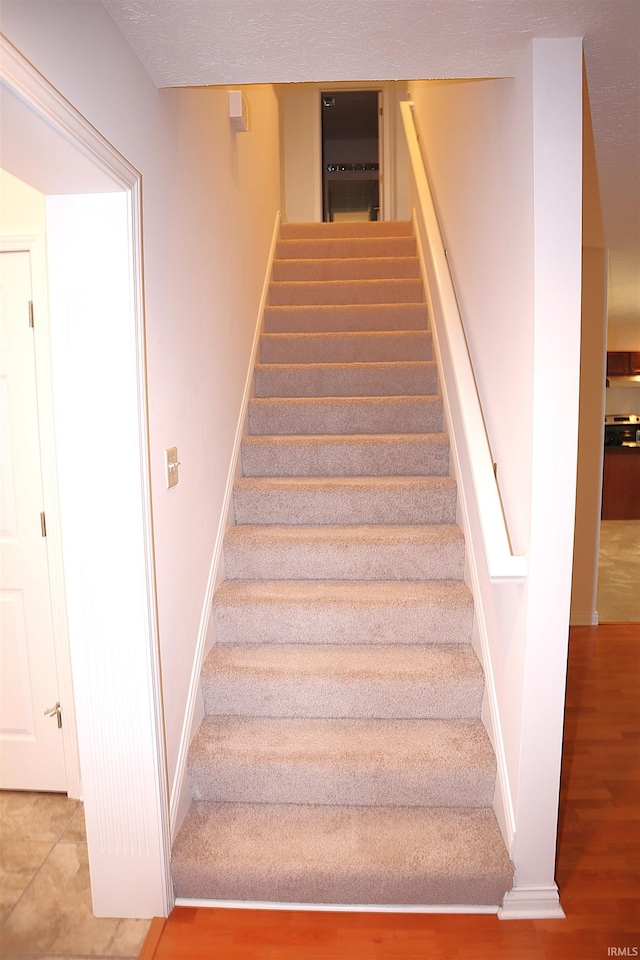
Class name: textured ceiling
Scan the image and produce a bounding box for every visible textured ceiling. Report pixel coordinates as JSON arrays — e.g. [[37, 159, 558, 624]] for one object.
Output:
[[100, 0, 639, 325]]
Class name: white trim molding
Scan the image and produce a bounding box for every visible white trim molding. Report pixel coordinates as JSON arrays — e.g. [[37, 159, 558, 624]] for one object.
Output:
[[169, 210, 282, 841], [499, 885, 566, 920], [177, 898, 500, 915]]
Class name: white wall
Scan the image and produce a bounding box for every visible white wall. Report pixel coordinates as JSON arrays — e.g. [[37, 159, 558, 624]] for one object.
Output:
[[408, 39, 583, 914], [408, 72, 534, 557], [1, 0, 281, 913]]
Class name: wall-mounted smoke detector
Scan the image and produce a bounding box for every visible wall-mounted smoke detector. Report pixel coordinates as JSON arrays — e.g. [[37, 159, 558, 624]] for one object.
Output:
[[229, 90, 249, 132]]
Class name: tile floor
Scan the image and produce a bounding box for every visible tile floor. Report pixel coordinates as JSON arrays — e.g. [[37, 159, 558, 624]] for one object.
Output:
[[596, 519, 640, 622], [0, 791, 150, 959]]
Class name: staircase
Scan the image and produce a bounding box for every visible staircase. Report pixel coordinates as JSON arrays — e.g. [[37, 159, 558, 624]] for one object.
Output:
[[171, 220, 514, 907]]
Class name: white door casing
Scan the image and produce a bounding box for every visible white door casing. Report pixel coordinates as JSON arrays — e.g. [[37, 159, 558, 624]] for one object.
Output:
[[0, 248, 66, 791], [1, 36, 171, 918]]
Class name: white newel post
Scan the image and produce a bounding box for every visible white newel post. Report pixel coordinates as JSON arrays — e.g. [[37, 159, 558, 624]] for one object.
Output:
[[46, 192, 171, 918]]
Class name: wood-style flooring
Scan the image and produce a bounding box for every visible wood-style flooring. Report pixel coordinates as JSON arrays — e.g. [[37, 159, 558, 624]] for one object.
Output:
[[141, 624, 640, 960]]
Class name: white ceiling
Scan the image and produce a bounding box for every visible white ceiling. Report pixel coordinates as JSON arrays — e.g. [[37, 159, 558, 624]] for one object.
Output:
[[100, 0, 639, 327]]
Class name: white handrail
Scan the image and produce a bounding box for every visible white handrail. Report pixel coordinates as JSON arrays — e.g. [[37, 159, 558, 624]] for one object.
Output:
[[400, 100, 527, 583]]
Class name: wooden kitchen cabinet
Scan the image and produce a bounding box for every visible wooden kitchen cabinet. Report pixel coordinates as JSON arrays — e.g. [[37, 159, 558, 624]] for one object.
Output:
[[602, 447, 640, 519], [607, 351, 640, 377], [607, 352, 631, 376]]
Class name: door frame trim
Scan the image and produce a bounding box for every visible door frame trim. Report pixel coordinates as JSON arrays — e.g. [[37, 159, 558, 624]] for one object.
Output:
[[0, 35, 172, 916], [316, 81, 395, 221], [0, 231, 81, 798]]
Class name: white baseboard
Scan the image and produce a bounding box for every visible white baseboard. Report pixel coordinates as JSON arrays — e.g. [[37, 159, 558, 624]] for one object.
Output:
[[168, 211, 281, 842], [569, 611, 599, 626], [176, 898, 499, 915], [499, 885, 565, 919]]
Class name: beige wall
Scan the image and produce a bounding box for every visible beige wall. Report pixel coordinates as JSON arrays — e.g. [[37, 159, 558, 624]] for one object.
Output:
[[571, 247, 608, 624], [0, 0, 281, 796], [0, 168, 46, 232], [607, 323, 640, 351], [281, 86, 321, 222]]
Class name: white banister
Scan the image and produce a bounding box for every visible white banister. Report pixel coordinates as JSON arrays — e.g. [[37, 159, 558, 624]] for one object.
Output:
[[400, 100, 527, 584]]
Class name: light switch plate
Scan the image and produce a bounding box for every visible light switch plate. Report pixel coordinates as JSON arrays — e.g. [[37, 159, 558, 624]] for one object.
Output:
[[165, 447, 179, 488]]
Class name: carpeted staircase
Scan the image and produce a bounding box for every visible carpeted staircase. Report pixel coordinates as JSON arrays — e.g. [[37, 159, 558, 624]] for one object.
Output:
[[171, 220, 514, 907]]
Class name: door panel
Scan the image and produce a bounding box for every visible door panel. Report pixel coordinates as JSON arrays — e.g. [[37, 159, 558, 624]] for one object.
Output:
[[0, 249, 66, 791]]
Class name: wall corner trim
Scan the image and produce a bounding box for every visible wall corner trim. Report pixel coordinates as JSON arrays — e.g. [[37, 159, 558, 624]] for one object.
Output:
[[569, 611, 599, 626], [169, 210, 281, 840], [499, 885, 565, 920]]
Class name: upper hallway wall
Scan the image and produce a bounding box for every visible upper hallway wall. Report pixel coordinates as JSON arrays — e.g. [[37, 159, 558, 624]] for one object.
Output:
[[0, 0, 281, 791]]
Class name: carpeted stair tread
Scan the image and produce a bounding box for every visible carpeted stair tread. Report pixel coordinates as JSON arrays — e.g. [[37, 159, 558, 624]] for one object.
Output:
[[201, 643, 483, 719], [248, 395, 443, 436], [254, 360, 438, 398], [171, 802, 514, 905], [276, 236, 416, 260], [233, 475, 457, 525], [212, 579, 474, 646], [241, 433, 449, 478], [223, 523, 465, 581], [259, 330, 431, 364], [188, 716, 496, 807], [269, 278, 424, 306], [280, 221, 414, 239], [264, 302, 428, 333], [272, 256, 420, 283]]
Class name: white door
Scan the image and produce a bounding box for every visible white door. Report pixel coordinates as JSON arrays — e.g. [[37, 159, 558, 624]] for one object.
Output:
[[0, 249, 66, 791]]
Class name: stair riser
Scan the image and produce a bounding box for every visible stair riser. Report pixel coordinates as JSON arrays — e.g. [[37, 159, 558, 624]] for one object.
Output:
[[248, 397, 443, 435], [212, 598, 472, 647], [201, 675, 482, 720], [254, 362, 438, 398], [270, 279, 424, 306], [189, 760, 494, 808], [233, 484, 457, 525], [276, 237, 416, 260], [264, 303, 428, 333], [272, 258, 420, 282], [223, 537, 465, 581], [280, 221, 413, 240], [259, 332, 431, 364], [240, 436, 449, 478]]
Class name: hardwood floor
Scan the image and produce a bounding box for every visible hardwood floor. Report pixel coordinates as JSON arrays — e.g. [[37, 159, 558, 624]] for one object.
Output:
[[142, 624, 640, 960]]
